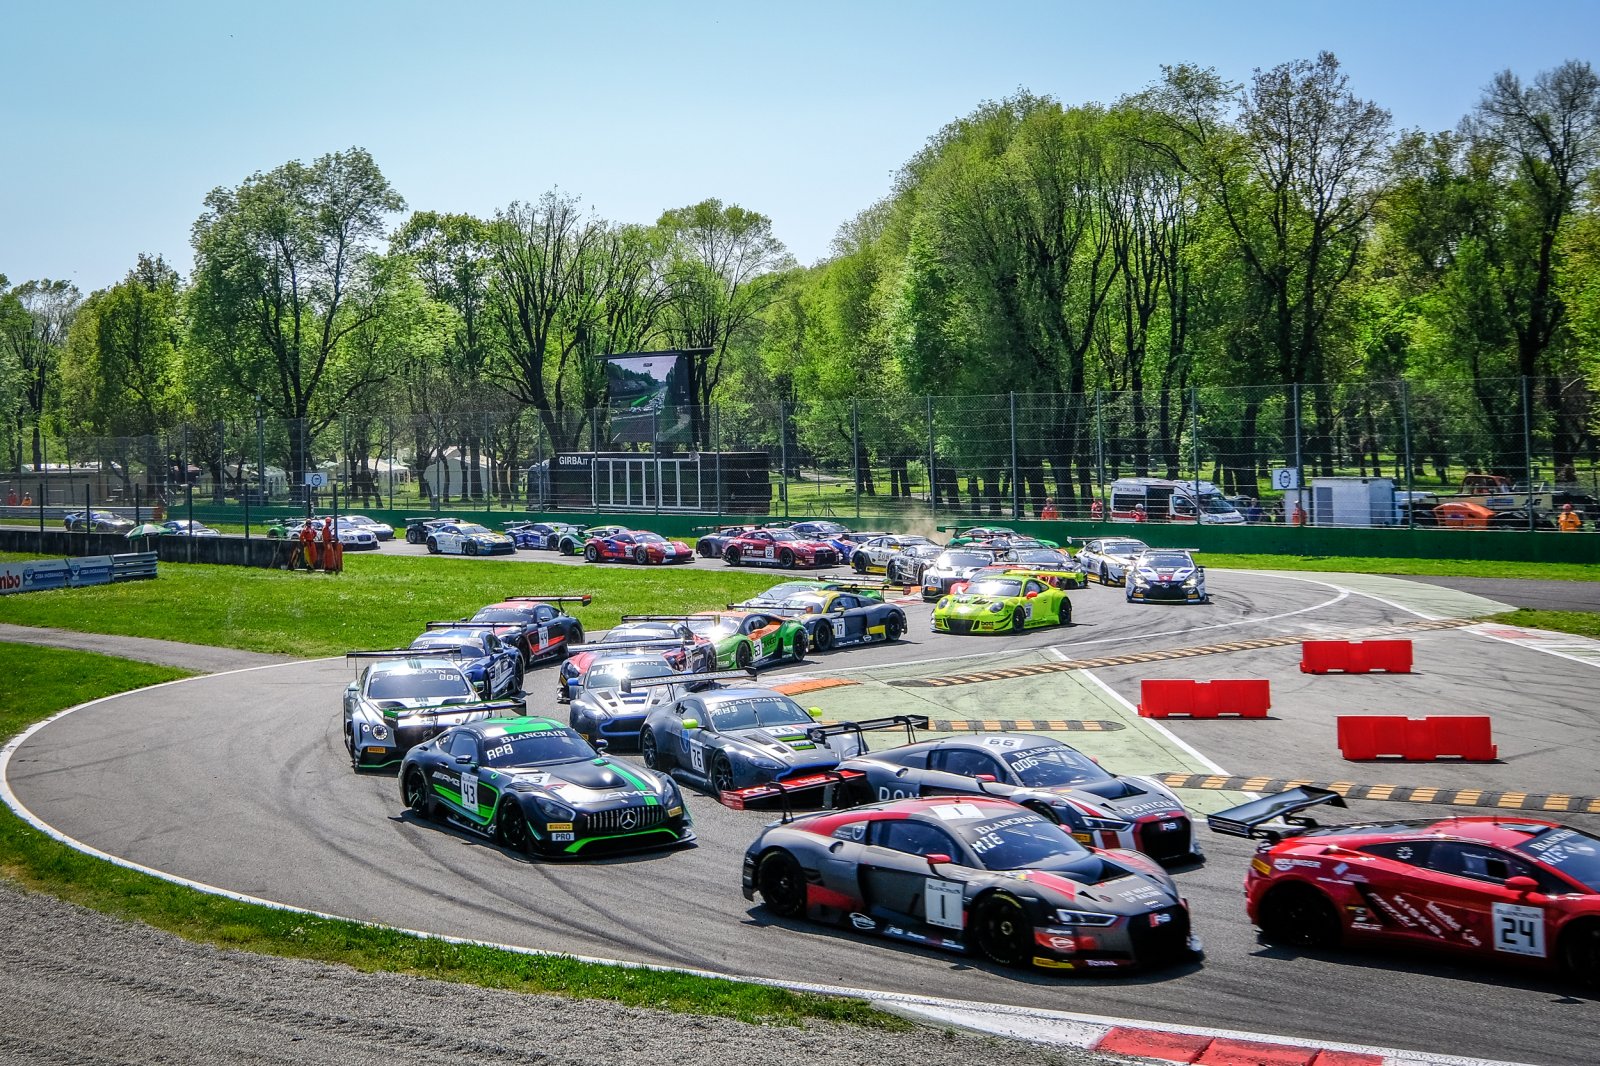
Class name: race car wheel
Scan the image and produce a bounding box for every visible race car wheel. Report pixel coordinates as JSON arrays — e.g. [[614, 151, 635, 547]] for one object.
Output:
[[512, 660, 525, 694], [426, 537, 440, 554], [710, 755, 736, 796], [1258, 884, 1341, 948], [755, 849, 808, 918], [813, 623, 835, 653], [465, 540, 479, 556], [724, 547, 742, 566], [345, 726, 360, 771], [698, 541, 715, 558], [640, 728, 664, 769], [560, 539, 576, 556], [779, 548, 795, 569], [735, 642, 754, 669], [885, 613, 904, 641], [494, 801, 536, 857], [1560, 920, 1600, 986], [852, 552, 868, 574], [1099, 563, 1109, 585], [584, 544, 600, 562], [971, 892, 1032, 967], [1057, 599, 1072, 626], [402, 767, 438, 821], [790, 630, 808, 662], [635, 546, 650, 565], [1011, 607, 1026, 631]]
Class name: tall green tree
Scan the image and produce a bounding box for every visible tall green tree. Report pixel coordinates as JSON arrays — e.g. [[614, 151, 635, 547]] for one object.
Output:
[[0, 277, 80, 470], [188, 147, 406, 483]]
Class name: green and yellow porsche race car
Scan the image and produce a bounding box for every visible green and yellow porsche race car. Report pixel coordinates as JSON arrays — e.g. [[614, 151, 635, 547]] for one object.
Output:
[[931, 574, 1072, 635]]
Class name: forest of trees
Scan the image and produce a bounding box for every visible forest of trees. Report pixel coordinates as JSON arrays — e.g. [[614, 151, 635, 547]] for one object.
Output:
[[4, 54, 1598, 506]]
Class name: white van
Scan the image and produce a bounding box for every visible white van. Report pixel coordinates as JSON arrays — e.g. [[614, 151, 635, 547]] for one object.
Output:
[[1107, 477, 1244, 525]]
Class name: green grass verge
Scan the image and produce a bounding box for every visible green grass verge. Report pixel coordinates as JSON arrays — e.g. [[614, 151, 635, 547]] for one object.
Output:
[[1483, 609, 1600, 640], [1200, 553, 1600, 582], [0, 643, 901, 1028], [0, 553, 781, 658]]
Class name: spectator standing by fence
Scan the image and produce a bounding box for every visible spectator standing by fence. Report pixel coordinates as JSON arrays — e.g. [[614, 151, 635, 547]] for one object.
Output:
[[1558, 504, 1583, 532]]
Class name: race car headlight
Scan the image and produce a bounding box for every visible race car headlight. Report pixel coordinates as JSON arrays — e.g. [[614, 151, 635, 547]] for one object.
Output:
[[363, 723, 389, 741], [530, 795, 576, 821], [1054, 909, 1118, 927], [747, 756, 784, 771], [1079, 815, 1133, 831], [937, 598, 950, 609], [1182, 577, 1198, 587], [986, 602, 1004, 613]]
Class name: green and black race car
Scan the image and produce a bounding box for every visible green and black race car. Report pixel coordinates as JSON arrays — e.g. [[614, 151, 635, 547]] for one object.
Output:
[[931, 574, 1072, 635], [622, 610, 809, 669], [399, 715, 693, 857]]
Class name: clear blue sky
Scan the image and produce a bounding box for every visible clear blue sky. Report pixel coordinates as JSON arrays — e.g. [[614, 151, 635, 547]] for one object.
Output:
[[3, 0, 1596, 293]]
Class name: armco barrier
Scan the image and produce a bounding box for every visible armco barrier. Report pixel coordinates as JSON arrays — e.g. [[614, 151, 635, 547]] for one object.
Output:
[[1137, 679, 1271, 719], [1300, 639, 1414, 675], [1337, 715, 1498, 761]]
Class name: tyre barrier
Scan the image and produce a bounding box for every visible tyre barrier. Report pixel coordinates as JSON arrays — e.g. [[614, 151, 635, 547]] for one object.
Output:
[[1137, 678, 1271, 719], [1300, 639, 1414, 674], [1336, 715, 1498, 761]]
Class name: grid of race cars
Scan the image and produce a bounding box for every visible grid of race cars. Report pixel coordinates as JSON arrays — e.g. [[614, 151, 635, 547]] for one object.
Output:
[[340, 519, 1600, 985]]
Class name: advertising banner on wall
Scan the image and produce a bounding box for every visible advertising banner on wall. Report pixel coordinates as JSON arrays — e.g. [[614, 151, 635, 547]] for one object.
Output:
[[0, 556, 116, 595]]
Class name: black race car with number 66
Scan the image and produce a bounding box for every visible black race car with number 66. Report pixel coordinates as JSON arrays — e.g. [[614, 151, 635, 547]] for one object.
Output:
[[743, 795, 1200, 972]]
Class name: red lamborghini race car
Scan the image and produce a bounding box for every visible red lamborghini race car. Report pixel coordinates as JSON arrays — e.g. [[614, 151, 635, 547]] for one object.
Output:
[[1210, 787, 1600, 983]]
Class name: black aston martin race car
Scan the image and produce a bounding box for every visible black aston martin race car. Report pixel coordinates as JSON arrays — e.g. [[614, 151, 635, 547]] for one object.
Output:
[[459, 595, 590, 667], [836, 733, 1199, 864], [742, 795, 1199, 972], [399, 715, 693, 858], [762, 588, 907, 652], [342, 651, 525, 770]]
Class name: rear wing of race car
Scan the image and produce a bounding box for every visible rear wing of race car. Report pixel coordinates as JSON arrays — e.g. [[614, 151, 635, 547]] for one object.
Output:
[[382, 697, 528, 720], [611, 669, 757, 693], [620, 613, 718, 622], [505, 595, 593, 606], [423, 621, 516, 631], [346, 648, 469, 659], [720, 768, 867, 816], [1206, 786, 1347, 842], [806, 714, 930, 753], [567, 638, 696, 654]]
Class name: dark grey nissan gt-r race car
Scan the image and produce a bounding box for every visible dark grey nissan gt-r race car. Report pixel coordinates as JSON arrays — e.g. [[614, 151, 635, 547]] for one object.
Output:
[[836, 733, 1199, 864], [742, 795, 1199, 972]]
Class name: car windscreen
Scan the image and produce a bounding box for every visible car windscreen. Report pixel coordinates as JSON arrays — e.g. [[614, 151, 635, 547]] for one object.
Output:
[[1516, 827, 1600, 891], [1141, 553, 1192, 569], [409, 637, 483, 656], [705, 695, 811, 731], [959, 812, 1092, 871], [480, 729, 594, 768], [1014, 550, 1065, 565], [686, 616, 740, 639], [368, 669, 476, 700], [1106, 541, 1149, 557], [584, 659, 674, 688], [635, 532, 666, 543], [767, 531, 801, 542], [965, 579, 1023, 598], [1201, 494, 1237, 514], [937, 551, 993, 569], [1002, 746, 1113, 788], [472, 608, 534, 624], [760, 582, 815, 600], [780, 595, 830, 612], [457, 524, 490, 535], [605, 624, 675, 642]]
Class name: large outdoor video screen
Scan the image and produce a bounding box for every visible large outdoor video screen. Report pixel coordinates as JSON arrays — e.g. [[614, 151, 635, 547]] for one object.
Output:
[[605, 351, 694, 444]]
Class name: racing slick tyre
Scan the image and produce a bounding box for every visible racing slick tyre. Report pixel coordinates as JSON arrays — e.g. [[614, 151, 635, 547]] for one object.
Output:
[[1561, 921, 1600, 987], [1258, 884, 1341, 948], [812, 623, 835, 653], [1057, 599, 1072, 626], [494, 801, 537, 858], [584, 544, 601, 562], [512, 660, 525, 694], [885, 613, 904, 641], [724, 547, 742, 566], [779, 548, 795, 569], [852, 552, 869, 574], [710, 754, 736, 796], [345, 726, 361, 771], [560, 539, 577, 556], [640, 727, 665, 770], [734, 641, 754, 669], [971, 892, 1032, 967], [1011, 607, 1026, 632], [790, 630, 808, 662], [1098, 563, 1109, 585], [698, 541, 716, 558], [465, 541, 479, 556], [402, 767, 438, 822], [426, 537, 440, 554], [755, 849, 808, 918], [635, 546, 651, 565]]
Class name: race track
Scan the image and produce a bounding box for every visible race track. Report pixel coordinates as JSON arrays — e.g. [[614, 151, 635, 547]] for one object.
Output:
[[8, 564, 1599, 1065]]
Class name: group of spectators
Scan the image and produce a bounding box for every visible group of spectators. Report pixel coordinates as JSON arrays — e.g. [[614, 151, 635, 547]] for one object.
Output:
[[4, 488, 33, 507], [274, 517, 344, 572]]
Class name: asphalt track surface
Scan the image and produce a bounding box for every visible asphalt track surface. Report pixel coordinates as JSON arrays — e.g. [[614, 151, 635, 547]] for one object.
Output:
[[9, 561, 1600, 1066]]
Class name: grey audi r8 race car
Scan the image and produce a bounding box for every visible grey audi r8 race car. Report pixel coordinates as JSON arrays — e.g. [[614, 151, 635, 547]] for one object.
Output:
[[399, 715, 693, 857], [836, 733, 1199, 864], [849, 534, 934, 574], [917, 548, 999, 602], [885, 541, 945, 586], [342, 652, 524, 771], [1075, 537, 1151, 586], [742, 795, 1200, 972]]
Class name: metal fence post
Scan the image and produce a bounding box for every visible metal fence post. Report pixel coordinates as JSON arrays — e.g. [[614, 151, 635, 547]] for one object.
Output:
[[1401, 380, 1415, 530], [1522, 375, 1536, 532], [255, 400, 266, 505], [852, 399, 861, 522], [1292, 382, 1303, 487], [926, 396, 936, 519], [1009, 392, 1019, 520], [1094, 388, 1107, 521], [713, 403, 723, 526], [1190, 387, 1201, 512]]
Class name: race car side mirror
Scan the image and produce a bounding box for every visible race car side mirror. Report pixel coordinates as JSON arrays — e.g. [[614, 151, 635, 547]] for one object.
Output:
[[1505, 875, 1539, 894], [594, 739, 609, 752], [455, 754, 473, 765], [1025, 591, 1038, 598], [808, 707, 825, 719], [926, 853, 952, 869], [681, 718, 700, 731]]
